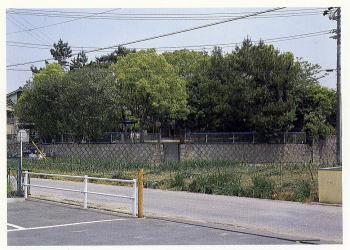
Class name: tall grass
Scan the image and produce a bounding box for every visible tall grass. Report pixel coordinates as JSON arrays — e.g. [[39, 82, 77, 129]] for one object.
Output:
[[7, 158, 324, 202]]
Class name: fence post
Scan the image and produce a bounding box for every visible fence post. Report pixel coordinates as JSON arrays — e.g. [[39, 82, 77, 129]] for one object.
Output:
[[132, 179, 137, 217], [83, 175, 88, 209], [24, 170, 28, 199], [17, 134, 23, 196], [137, 168, 144, 218]]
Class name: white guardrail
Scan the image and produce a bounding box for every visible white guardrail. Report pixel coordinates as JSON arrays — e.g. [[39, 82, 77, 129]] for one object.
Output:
[[23, 170, 138, 217]]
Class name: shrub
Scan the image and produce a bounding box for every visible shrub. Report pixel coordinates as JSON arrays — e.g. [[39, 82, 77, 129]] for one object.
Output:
[[188, 173, 245, 196], [7, 183, 17, 198], [250, 176, 275, 199], [291, 180, 312, 202], [168, 173, 187, 191]]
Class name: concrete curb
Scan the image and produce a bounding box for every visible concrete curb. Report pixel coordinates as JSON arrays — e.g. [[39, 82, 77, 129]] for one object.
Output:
[[7, 198, 25, 203]]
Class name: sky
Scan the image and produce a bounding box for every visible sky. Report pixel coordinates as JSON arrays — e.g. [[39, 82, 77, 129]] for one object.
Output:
[[5, 6, 339, 93]]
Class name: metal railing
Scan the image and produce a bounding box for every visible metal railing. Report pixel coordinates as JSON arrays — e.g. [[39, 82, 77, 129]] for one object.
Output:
[[23, 171, 138, 216]]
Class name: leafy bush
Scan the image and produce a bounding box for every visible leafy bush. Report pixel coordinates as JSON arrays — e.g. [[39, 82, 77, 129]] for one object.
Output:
[[7, 183, 17, 198], [250, 176, 275, 199], [188, 173, 245, 196], [291, 180, 311, 202], [168, 173, 187, 191]]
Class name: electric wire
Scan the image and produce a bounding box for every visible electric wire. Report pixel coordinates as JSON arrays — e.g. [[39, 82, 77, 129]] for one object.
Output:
[[6, 7, 325, 15], [6, 29, 332, 52], [7, 8, 121, 35], [6, 7, 285, 68]]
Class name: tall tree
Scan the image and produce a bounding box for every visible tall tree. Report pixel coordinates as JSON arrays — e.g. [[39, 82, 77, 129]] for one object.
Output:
[[50, 39, 72, 69], [234, 39, 300, 139], [70, 50, 88, 70], [94, 46, 136, 68], [110, 49, 189, 134], [14, 63, 66, 141], [60, 67, 117, 141], [295, 84, 336, 140], [163, 49, 211, 131]]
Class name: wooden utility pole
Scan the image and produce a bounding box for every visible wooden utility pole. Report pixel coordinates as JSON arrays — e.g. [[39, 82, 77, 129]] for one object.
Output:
[[325, 7, 342, 165], [336, 7, 341, 165]]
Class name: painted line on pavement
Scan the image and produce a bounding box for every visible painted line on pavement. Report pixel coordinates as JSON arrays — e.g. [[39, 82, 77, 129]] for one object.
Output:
[[8, 218, 127, 232], [7, 223, 26, 230]]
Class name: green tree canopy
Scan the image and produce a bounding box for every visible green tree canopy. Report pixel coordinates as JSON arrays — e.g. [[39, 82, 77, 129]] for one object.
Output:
[[60, 67, 117, 141], [50, 39, 72, 69], [70, 50, 88, 70], [15, 63, 66, 140], [110, 49, 189, 131]]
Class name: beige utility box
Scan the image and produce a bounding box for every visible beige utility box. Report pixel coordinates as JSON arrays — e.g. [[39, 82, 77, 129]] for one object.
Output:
[[318, 167, 342, 204]]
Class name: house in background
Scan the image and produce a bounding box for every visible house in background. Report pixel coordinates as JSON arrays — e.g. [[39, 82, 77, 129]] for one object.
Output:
[[7, 87, 24, 140]]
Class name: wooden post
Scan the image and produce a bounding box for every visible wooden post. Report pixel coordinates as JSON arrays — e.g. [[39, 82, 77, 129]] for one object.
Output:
[[137, 168, 144, 218]]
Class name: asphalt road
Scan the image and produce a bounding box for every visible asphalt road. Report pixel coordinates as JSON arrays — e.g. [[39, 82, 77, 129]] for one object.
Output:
[[24, 178, 342, 243], [7, 200, 309, 245]]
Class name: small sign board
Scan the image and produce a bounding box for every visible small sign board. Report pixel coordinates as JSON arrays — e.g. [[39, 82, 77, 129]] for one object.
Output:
[[17, 129, 29, 143]]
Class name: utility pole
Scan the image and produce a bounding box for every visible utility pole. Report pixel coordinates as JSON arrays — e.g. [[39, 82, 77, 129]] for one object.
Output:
[[324, 7, 341, 165], [335, 8, 341, 165]]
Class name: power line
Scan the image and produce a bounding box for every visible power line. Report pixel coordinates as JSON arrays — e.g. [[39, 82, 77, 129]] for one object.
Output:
[[6, 7, 285, 68], [6, 29, 332, 52], [6, 10, 323, 21], [7, 68, 33, 72], [15, 15, 54, 44], [7, 15, 50, 45], [7, 8, 121, 35], [7, 7, 325, 16]]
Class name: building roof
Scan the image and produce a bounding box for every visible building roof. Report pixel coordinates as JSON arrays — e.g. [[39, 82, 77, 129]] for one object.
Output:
[[7, 86, 23, 98]]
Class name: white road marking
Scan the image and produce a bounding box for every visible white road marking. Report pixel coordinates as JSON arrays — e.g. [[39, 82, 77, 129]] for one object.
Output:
[[7, 223, 26, 230], [8, 218, 127, 232]]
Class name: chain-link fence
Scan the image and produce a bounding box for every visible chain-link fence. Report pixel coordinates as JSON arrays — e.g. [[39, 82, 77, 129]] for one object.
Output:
[[185, 132, 307, 144], [7, 134, 336, 201], [47, 132, 161, 144], [180, 136, 336, 164]]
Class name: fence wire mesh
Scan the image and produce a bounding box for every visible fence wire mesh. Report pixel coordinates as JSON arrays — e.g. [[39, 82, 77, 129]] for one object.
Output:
[[7, 135, 336, 201], [185, 132, 307, 144]]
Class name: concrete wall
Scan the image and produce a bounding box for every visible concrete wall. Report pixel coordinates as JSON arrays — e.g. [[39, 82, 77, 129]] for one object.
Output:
[[7, 136, 336, 164], [180, 136, 336, 164], [7, 143, 164, 163], [41, 143, 164, 163]]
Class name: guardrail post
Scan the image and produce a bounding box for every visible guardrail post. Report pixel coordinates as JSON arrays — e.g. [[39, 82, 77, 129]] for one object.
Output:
[[137, 168, 144, 218], [132, 179, 137, 217], [24, 170, 28, 199], [83, 175, 88, 209]]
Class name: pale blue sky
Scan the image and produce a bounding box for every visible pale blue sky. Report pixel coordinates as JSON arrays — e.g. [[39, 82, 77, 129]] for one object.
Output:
[[6, 7, 337, 93]]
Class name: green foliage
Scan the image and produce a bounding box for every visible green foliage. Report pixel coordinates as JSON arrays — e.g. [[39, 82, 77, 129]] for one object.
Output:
[[60, 67, 117, 141], [93, 46, 136, 67], [168, 172, 187, 191], [291, 180, 312, 202], [188, 173, 245, 196], [70, 50, 88, 70], [15, 64, 66, 141], [7, 183, 17, 198], [110, 49, 189, 130], [295, 84, 336, 141], [15, 38, 335, 141], [250, 176, 275, 199], [15, 65, 119, 142], [50, 39, 72, 69]]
